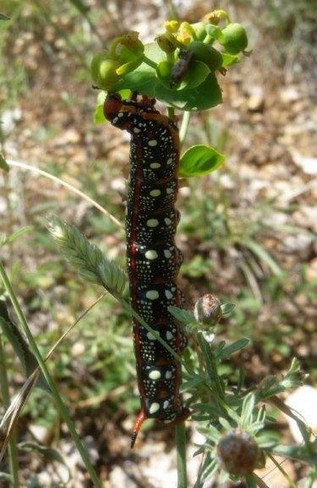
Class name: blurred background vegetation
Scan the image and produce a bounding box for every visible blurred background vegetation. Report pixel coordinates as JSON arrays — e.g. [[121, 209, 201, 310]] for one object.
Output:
[[0, 0, 316, 485]]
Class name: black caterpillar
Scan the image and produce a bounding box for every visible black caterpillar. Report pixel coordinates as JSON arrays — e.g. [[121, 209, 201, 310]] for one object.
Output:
[[104, 93, 189, 446]]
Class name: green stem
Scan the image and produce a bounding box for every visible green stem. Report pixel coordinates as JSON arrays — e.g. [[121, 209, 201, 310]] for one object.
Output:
[[204, 34, 213, 44], [175, 423, 187, 488], [167, 106, 175, 120], [0, 334, 19, 487], [142, 55, 158, 70], [0, 262, 102, 488], [179, 111, 191, 146], [196, 332, 226, 403]]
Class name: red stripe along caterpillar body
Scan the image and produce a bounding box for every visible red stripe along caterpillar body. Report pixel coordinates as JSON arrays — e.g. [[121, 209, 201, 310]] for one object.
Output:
[[104, 93, 189, 446]]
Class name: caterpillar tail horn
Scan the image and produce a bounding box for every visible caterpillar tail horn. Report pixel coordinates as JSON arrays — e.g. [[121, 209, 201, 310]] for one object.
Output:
[[131, 408, 147, 448]]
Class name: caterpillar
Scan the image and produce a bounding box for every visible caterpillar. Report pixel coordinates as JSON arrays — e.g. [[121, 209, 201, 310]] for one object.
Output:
[[104, 93, 190, 446]]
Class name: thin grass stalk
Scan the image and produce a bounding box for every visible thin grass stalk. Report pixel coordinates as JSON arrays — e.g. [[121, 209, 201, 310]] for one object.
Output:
[[0, 295, 106, 463], [7, 159, 123, 229], [0, 334, 19, 487], [175, 422, 187, 488], [0, 261, 102, 488]]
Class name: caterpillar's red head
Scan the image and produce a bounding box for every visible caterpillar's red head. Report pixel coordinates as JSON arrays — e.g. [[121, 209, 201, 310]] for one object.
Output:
[[103, 93, 124, 123], [104, 92, 143, 130]]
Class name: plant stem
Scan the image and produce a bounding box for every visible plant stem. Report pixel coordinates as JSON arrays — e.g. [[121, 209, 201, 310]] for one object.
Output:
[[0, 261, 102, 488], [142, 55, 158, 69], [0, 334, 20, 487], [175, 423, 187, 488], [196, 332, 226, 403], [179, 111, 191, 146]]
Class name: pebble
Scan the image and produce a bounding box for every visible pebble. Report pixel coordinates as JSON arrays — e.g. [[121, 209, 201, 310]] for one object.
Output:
[[1, 108, 22, 135], [283, 233, 314, 260], [28, 424, 50, 444], [285, 385, 317, 443], [247, 93, 265, 112], [306, 257, 317, 282], [290, 150, 317, 175]]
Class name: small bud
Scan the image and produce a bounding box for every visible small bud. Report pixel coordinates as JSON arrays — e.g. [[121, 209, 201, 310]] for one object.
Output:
[[156, 33, 177, 54], [220, 23, 248, 54], [194, 294, 222, 324], [156, 60, 173, 85], [177, 21, 195, 45], [217, 429, 259, 475], [109, 32, 144, 61], [90, 52, 121, 90], [203, 10, 229, 25], [164, 20, 179, 33]]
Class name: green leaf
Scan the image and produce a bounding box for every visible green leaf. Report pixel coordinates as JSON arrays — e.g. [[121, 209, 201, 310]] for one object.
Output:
[[111, 43, 223, 111], [0, 226, 33, 249], [93, 103, 106, 124], [0, 473, 12, 481], [0, 154, 9, 172], [168, 305, 194, 324], [220, 302, 235, 317], [0, 300, 48, 391], [205, 24, 223, 42], [244, 240, 283, 277], [272, 441, 317, 465], [241, 393, 256, 425], [174, 60, 210, 90], [179, 144, 224, 177], [68, 0, 89, 15], [222, 52, 240, 67], [216, 338, 250, 360], [0, 13, 10, 21], [0, 300, 34, 375], [19, 441, 69, 469]]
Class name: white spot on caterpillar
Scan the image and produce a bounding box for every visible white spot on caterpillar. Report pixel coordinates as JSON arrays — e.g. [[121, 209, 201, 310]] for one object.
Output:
[[149, 370, 161, 380], [147, 219, 159, 227], [145, 250, 158, 260], [118, 112, 124, 117], [146, 290, 159, 300], [163, 400, 170, 409], [133, 127, 141, 133], [149, 189, 161, 197], [147, 332, 157, 341], [150, 162, 161, 169], [149, 402, 160, 414], [148, 140, 158, 147], [165, 370, 173, 379], [165, 290, 173, 300], [167, 157, 173, 165], [164, 218, 172, 226], [166, 187, 174, 194], [164, 250, 172, 258], [166, 330, 173, 340]]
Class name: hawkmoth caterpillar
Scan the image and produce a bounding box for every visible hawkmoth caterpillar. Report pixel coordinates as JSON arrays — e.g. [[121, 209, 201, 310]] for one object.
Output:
[[104, 93, 189, 446]]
